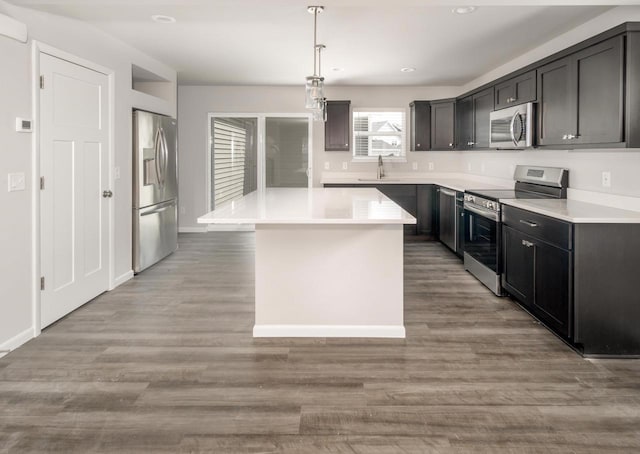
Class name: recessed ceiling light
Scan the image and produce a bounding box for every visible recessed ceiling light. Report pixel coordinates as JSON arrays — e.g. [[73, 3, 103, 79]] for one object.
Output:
[[452, 6, 476, 15], [400, 67, 416, 73], [151, 14, 176, 23], [332, 67, 344, 72]]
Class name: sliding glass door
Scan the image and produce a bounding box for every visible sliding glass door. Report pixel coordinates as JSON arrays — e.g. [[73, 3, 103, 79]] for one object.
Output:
[[208, 114, 312, 210]]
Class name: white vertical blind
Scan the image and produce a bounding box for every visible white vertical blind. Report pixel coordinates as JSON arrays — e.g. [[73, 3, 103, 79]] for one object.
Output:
[[212, 119, 250, 208]]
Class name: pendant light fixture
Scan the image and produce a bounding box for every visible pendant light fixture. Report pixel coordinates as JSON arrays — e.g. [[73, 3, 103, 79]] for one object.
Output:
[[305, 6, 326, 120]]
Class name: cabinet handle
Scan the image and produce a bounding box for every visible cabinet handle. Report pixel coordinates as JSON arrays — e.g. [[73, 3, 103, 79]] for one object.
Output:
[[417, 143, 421, 147], [448, 143, 453, 147], [522, 239, 534, 248], [566, 134, 577, 140], [467, 141, 475, 146], [345, 143, 348, 146], [519, 220, 538, 228]]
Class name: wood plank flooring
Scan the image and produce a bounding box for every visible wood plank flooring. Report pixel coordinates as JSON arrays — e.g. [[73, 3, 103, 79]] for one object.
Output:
[[1, 232, 640, 453]]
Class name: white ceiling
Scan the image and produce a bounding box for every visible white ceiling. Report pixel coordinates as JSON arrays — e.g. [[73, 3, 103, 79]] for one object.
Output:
[[8, 0, 625, 86]]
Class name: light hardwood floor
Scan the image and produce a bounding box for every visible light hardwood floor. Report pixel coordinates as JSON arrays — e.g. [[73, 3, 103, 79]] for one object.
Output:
[[1, 233, 640, 453]]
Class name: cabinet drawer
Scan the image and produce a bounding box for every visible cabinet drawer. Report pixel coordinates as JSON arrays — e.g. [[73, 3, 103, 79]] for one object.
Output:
[[502, 205, 572, 250]]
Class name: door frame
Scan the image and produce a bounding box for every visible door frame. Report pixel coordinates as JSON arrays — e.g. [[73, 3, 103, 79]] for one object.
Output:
[[205, 113, 314, 215], [31, 41, 115, 337]]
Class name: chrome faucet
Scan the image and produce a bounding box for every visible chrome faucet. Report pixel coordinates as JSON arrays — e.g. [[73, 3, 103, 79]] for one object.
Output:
[[377, 154, 385, 179]]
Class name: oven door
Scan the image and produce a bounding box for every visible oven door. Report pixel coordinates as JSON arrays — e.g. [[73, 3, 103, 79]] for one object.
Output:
[[463, 204, 500, 273]]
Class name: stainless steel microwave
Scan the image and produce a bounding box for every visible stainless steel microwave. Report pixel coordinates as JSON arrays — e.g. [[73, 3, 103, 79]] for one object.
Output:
[[489, 102, 534, 149]]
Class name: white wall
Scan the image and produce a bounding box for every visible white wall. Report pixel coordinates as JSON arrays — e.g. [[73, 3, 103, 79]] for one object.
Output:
[[0, 0, 176, 352], [178, 85, 460, 229]]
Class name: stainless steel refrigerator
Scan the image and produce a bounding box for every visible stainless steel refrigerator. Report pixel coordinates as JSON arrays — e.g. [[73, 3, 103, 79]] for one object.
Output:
[[133, 110, 178, 273]]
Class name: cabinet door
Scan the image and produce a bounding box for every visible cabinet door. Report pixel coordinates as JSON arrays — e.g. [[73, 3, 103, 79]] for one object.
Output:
[[430, 100, 455, 150], [534, 240, 572, 339], [410, 101, 431, 151], [456, 96, 473, 150], [324, 101, 350, 151], [574, 36, 624, 145], [472, 87, 494, 149], [494, 70, 536, 110], [502, 226, 535, 308], [416, 185, 436, 237], [537, 57, 575, 146]]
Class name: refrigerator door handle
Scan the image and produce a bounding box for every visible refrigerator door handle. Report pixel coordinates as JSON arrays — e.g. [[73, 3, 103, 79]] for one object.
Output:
[[140, 200, 175, 216], [160, 127, 169, 187], [154, 127, 163, 187]]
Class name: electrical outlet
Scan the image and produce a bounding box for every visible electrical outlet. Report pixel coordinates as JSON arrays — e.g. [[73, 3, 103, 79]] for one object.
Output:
[[114, 166, 121, 180], [428, 162, 434, 171], [179, 206, 186, 215], [602, 171, 611, 188], [324, 162, 330, 170], [342, 162, 348, 170], [412, 162, 418, 171]]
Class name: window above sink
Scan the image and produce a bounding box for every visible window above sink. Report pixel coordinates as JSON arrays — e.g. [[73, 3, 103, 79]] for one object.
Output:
[[353, 108, 407, 162]]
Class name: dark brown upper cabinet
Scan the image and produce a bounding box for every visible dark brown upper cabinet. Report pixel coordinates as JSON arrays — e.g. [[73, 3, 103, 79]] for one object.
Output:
[[324, 100, 351, 151], [494, 70, 536, 110], [538, 36, 624, 147], [430, 99, 456, 150], [410, 101, 431, 151], [457, 87, 493, 150]]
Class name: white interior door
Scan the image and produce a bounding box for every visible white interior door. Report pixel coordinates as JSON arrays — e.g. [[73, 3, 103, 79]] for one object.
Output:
[[39, 53, 110, 328]]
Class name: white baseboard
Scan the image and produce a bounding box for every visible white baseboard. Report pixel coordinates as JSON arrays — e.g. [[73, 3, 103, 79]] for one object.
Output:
[[0, 327, 34, 355], [111, 270, 134, 289], [253, 324, 406, 338], [179, 226, 208, 233]]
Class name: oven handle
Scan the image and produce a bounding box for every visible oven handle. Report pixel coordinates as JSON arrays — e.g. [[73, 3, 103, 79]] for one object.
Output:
[[464, 204, 499, 222]]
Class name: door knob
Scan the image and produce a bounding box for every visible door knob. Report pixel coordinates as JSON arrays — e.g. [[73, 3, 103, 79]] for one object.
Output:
[[102, 190, 113, 198]]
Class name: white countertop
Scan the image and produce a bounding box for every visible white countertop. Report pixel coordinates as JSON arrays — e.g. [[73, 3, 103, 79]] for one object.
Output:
[[501, 198, 640, 223], [198, 188, 417, 225], [322, 174, 512, 192]]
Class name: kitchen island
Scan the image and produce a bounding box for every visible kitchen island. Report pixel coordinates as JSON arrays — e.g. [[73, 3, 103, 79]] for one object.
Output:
[[198, 187, 416, 338]]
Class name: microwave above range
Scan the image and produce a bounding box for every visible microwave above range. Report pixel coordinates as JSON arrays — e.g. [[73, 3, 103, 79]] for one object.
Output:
[[489, 102, 534, 149]]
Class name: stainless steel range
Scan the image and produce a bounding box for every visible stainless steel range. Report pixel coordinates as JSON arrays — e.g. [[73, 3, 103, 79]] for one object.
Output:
[[463, 165, 569, 295]]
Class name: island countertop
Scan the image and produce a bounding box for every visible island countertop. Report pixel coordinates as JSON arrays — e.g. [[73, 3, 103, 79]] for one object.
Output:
[[197, 187, 417, 225]]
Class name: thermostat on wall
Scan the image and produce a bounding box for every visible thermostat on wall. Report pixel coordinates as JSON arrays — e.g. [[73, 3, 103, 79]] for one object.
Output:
[[15, 118, 32, 133]]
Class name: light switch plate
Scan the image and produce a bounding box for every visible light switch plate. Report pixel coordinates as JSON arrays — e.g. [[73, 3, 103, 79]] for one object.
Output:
[[342, 162, 348, 170], [114, 166, 121, 180], [602, 171, 611, 188], [428, 162, 434, 171], [412, 162, 418, 171], [324, 162, 330, 170], [8, 172, 26, 192]]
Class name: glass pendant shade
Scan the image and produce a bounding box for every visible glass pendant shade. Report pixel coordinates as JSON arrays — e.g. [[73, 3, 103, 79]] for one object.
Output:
[[305, 76, 325, 109]]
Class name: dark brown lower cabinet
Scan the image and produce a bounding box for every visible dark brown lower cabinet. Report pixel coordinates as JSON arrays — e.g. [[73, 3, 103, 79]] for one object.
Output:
[[502, 225, 572, 339], [502, 205, 640, 356]]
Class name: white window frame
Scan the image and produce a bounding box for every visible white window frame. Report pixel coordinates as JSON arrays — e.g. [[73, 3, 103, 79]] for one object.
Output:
[[352, 107, 408, 163]]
